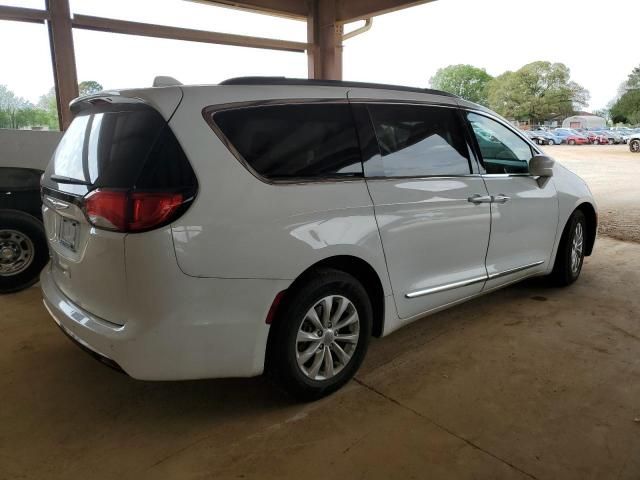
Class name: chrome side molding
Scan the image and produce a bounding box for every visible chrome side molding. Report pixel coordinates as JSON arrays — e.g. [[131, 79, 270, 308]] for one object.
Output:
[[487, 260, 544, 280], [405, 260, 545, 299]]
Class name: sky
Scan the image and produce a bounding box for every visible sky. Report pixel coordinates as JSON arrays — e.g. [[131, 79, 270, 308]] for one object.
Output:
[[0, 0, 638, 111]]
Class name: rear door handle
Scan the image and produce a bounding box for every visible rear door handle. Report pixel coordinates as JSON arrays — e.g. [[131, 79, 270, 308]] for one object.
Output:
[[492, 194, 511, 204], [468, 194, 493, 204]]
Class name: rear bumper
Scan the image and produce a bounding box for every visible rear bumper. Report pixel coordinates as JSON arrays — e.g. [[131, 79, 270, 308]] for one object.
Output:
[[41, 264, 290, 380]]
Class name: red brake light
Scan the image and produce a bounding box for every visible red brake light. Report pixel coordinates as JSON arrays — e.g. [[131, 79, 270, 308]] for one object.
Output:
[[130, 192, 183, 231], [85, 190, 128, 231], [84, 189, 185, 232]]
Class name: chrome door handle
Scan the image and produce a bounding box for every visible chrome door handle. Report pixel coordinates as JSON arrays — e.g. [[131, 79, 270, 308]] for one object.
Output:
[[468, 194, 493, 204], [492, 195, 511, 204]]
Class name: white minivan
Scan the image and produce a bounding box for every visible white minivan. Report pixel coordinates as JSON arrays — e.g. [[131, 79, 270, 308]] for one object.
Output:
[[41, 77, 597, 399]]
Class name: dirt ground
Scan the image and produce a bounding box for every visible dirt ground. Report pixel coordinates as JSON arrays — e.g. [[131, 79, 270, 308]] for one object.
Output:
[[543, 144, 640, 243], [2, 145, 640, 479], [2, 243, 640, 480]]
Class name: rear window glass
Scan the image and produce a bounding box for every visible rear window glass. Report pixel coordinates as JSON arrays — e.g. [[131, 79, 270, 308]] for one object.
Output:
[[44, 105, 196, 192], [213, 103, 362, 180]]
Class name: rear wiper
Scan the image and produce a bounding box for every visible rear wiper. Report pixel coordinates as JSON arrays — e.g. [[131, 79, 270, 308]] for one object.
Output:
[[50, 174, 92, 186]]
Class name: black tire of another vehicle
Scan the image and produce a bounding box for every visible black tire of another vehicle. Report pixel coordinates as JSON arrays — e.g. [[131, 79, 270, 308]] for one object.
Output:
[[630, 139, 640, 153], [0, 210, 49, 294], [267, 268, 372, 401], [548, 210, 586, 287]]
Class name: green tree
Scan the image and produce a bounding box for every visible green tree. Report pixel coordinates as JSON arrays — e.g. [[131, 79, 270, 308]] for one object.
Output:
[[429, 64, 493, 105], [487, 61, 589, 124], [0, 85, 31, 129], [610, 89, 640, 124], [78, 80, 103, 96], [624, 66, 640, 91]]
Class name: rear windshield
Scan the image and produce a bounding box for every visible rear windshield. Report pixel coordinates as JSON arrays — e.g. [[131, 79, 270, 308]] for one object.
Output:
[[43, 104, 196, 194], [212, 103, 363, 180]]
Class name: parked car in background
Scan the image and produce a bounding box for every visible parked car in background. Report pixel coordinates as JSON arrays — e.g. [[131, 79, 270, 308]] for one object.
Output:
[[525, 130, 550, 145], [553, 129, 589, 145], [583, 131, 609, 144], [537, 131, 564, 145], [629, 131, 640, 153], [39, 77, 598, 399], [0, 137, 54, 293]]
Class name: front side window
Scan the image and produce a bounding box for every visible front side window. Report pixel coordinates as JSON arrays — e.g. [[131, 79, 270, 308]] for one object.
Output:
[[366, 104, 471, 177], [212, 103, 362, 180], [466, 113, 532, 174]]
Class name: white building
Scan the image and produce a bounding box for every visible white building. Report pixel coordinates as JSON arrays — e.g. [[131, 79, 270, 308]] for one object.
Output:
[[562, 114, 606, 129]]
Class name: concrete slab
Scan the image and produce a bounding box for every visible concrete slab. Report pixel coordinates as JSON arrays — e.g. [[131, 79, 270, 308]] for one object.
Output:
[[1, 237, 639, 479]]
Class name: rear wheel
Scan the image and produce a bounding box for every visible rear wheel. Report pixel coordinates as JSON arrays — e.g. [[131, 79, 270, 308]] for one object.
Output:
[[267, 269, 372, 400], [630, 139, 640, 153], [0, 210, 49, 294], [548, 210, 586, 287]]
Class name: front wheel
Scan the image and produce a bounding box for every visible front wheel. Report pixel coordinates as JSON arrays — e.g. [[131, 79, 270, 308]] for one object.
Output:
[[548, 210, 586, 287], [630, 139, 640, 153], [267, 269, 372, 400], [0, 210, 49, 294], [568, 139, 576, 145]]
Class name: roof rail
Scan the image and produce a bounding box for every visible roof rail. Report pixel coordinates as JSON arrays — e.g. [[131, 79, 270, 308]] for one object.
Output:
[[219, 76, 458, 98]]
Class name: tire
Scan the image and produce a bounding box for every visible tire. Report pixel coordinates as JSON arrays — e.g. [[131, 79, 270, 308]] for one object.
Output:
[[548, 210, 586, 287], [548, 139, 556, 145], [0, 210, 49, 294], [608, 139, 614, 145], [568, 139, 576, 145], [267, 268, 372, 400], [630, 139, 640, 153], [593, 139, 599, 145]]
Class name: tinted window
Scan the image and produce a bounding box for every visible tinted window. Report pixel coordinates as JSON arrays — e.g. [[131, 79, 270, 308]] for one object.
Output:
[[44, 105, 196, 194], [466, 112, 532, 174], [366, 104, 471, 177], [213, 103, 362, 180]]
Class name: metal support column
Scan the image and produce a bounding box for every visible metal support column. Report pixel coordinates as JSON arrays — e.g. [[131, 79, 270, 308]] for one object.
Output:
[[46, 0, 78, 130]]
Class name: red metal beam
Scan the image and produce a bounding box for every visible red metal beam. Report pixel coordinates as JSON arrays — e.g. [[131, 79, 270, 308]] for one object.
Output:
[[72, 14, 307, 52], [46, 0, 79, 130], [336, 0, 435, 23], [0, 4, 49, 23]]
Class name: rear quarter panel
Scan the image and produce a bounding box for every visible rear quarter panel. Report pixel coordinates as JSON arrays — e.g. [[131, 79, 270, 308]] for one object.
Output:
[[168, 86, 392, 296]]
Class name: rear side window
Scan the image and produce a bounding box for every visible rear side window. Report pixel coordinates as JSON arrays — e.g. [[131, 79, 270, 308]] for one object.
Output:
[[366, 104, 472, 177], [43, 104, 196, 194], [212, 103, 362, 180]]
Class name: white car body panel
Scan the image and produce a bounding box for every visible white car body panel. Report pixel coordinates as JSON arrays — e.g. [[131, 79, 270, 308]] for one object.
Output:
[[40, 82, 597, 380]]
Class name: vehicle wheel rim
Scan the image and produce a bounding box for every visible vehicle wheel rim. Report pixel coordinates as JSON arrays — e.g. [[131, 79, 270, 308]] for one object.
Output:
[[295, 295, 360, 381], [632, 141, 640, 152], [570, 223, 584, 275], [0, 229, 34, 277]]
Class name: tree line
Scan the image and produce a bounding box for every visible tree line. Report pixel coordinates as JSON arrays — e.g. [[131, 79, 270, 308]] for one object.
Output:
[[0, 80, 103, 130], [429, 61, 590, 125]]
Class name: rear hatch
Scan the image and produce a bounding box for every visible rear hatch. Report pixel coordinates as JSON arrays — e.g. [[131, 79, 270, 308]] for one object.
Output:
[[41, 94, 197, 325]]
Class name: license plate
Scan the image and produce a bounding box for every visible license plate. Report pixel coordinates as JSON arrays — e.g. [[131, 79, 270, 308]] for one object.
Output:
[[59, 217, 79, 251]]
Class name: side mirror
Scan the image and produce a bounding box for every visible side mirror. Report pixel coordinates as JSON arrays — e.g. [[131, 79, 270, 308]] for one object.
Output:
[[529, 154, 555, 177], [529, 154, 554, 187]]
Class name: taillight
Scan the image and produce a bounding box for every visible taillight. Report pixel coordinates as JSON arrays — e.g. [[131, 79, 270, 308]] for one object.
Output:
[[84, 189, 186, 233]]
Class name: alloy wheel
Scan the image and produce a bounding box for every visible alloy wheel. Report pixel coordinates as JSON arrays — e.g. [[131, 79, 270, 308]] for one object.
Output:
[[570, 222, 584, 275], [295, 295, 360, 381]]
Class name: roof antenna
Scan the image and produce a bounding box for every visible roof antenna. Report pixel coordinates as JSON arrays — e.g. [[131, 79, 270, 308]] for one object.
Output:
[[153, 76, 183, 87]]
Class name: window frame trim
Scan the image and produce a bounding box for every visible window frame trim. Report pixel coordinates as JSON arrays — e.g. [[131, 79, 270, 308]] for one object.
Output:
[[202, 98, 367, 186], [460, 108, 543, 177], [350, 100, 478, 180]]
